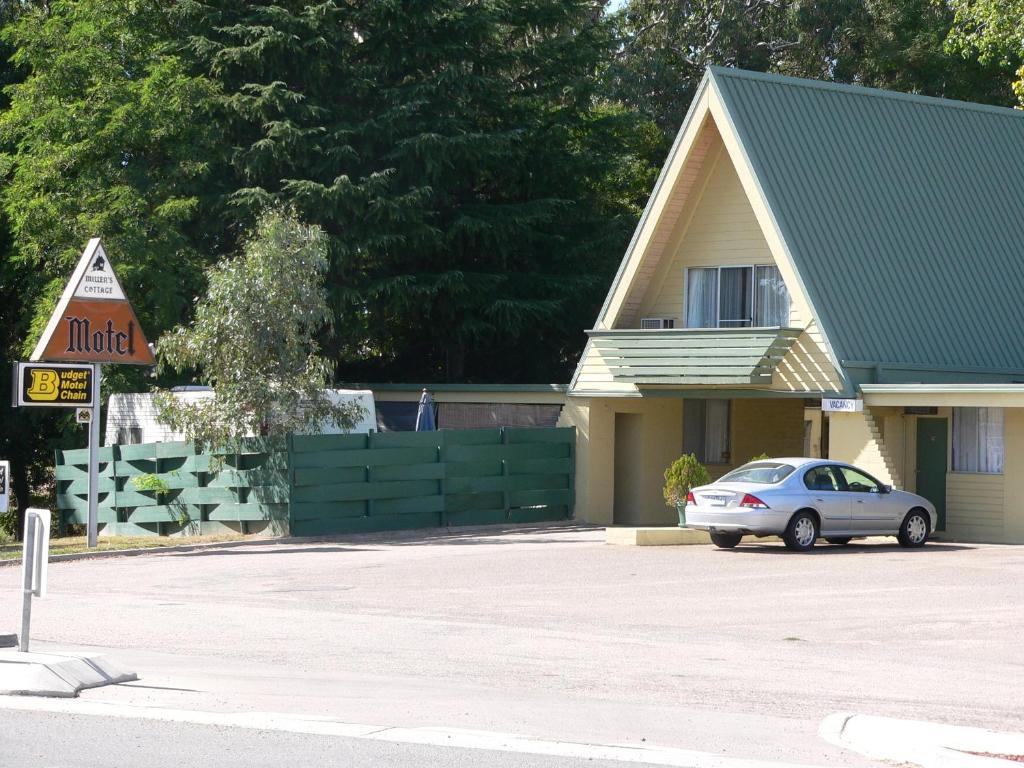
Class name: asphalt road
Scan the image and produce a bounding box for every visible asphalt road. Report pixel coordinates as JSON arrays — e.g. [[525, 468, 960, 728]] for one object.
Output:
[[1, 525, 1021, 767]]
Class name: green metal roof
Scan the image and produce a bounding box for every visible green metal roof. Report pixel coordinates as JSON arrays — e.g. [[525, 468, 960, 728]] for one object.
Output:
[[710, 67, 1024, 380]]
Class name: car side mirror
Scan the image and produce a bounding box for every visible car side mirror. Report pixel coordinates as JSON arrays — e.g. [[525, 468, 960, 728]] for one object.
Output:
[[880, 485, 892, 494]]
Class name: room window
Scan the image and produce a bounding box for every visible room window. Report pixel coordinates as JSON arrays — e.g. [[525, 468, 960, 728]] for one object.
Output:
[[683, 399, 731, 464], [685, 265, 790, 328], [952, 407, 1004, 474]]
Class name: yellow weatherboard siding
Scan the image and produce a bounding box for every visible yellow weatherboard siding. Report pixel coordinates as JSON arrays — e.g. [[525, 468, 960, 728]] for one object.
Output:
[[589, 117, 840, 395], [640, 143, 773, 321], [829, 402, 1024, 543], [566, 396, 803, 526], [826, 411, 899, 487], [946, 473, 1004, 541]]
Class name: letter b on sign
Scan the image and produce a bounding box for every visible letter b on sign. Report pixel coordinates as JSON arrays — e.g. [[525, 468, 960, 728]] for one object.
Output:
[[27, 369, 59, 401]]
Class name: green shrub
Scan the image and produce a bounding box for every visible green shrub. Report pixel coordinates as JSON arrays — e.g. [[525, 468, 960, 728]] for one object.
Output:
[[663, 454, 710, 507], [749, 452, 771, 462], [130, 474, 171, 495]]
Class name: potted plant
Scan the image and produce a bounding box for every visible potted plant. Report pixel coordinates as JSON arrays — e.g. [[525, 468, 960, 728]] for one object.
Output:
[[663, 454, 710, 527]]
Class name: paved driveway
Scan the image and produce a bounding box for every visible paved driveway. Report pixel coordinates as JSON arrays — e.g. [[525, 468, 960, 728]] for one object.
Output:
[[1, 526, 1021, 766]]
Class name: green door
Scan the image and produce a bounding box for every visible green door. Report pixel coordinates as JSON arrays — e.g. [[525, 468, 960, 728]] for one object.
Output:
[[915, 419, 948, 531]]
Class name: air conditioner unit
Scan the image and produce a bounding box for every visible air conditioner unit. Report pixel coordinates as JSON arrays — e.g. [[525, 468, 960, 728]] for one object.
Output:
[[640, 317, 676, 329]]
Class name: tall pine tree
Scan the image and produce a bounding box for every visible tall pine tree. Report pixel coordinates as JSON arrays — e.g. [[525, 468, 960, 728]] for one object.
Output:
[[179, 0, 654, 382]]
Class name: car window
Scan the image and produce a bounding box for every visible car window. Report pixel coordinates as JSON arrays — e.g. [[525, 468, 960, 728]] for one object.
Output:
[[719, 462, 796, 484], [803, 466, 838, 492], [836, 466, 882, 493]]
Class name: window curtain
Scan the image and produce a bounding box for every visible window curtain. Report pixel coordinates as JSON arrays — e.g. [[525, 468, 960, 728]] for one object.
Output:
[[686, 268, 717, 328], [754, 265, 791, 326], [953, 407, 1004, 473], [718, 267, 752, 327], [704, 399, 730, 463]]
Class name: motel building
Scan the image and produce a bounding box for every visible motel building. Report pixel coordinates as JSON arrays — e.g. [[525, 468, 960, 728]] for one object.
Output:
[[562, 67, 1024, 544]]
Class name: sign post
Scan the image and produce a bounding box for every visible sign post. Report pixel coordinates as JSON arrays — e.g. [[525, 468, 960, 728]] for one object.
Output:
[[0, 460, 9, 515], [20, 508, 51, 653], [23, 239, 153, 547], [87, 365, 102, 546]]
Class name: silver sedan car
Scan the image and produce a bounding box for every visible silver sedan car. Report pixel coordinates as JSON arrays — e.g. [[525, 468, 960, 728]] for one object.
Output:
[[684, 458, 937, 551]]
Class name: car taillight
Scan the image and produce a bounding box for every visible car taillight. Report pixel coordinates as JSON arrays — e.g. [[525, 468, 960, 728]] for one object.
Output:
[[685, 491, 696, 504], [739, 493, 769, 509]]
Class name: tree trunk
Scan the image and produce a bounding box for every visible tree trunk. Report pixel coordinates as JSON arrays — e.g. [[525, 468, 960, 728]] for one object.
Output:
[[13, 460, 30, 542], [445, 344, 465, 383]]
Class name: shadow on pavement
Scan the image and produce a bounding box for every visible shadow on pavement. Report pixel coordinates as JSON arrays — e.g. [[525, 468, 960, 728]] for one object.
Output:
[[166, 545, 374, 557], [723, 541, 976, 554]]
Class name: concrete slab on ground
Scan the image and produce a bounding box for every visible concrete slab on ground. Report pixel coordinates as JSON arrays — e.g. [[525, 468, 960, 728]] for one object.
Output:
[[605, 526, 711, 545], [605, 527, 782, 546], [820, 713, 1024, 768], [0, 650, 138, 697]]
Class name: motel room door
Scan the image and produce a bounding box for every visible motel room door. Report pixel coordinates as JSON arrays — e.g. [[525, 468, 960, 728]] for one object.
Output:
[[916, 418, 948, 531]]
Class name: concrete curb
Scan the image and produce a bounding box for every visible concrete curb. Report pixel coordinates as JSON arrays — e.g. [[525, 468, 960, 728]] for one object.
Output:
[[820, 712, 1024, 768], [0, 651, 138, 697]]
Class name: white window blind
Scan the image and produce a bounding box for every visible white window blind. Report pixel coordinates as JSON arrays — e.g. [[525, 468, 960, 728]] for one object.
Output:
[[683, 399, 731, 464], [686, 265, 790, 328], [952, 407, 1004, 474]]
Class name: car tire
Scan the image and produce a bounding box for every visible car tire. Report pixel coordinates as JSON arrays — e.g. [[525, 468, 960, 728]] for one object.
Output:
[[710, 532, 742, 549], [825, 537, 851, 546], [783, 512, 819, 552], [897, 509, 930, 548]]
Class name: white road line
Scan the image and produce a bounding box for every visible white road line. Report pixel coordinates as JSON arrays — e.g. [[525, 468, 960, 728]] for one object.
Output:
[[0, 695, 824, 768]]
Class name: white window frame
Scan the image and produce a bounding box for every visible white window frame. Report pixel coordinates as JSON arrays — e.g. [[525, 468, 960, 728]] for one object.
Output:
[[683, 264, 788, 329]]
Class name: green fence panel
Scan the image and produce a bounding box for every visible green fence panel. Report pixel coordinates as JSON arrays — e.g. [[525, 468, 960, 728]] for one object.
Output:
[[55, 426, 574, 538]]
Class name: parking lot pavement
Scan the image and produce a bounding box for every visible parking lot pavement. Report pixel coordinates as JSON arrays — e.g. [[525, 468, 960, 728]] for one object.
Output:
[[1, 524, 1021, 767]]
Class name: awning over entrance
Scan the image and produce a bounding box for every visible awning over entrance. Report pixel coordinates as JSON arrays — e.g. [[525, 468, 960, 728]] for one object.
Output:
[[585, 327, 802, 386], [861, 384, 1024, 408]]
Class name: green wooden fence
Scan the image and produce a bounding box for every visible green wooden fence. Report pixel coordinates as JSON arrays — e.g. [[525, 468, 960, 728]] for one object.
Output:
[[55, 438, 290, 537], [55, 427, 575, 537]]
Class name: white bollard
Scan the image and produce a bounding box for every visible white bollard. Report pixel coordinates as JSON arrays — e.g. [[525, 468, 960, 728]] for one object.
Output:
[[20, 508, 51, 653]]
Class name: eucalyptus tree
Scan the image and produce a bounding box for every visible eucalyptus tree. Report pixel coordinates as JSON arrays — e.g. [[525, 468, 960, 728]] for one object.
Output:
[[155, 210, 362, 445]]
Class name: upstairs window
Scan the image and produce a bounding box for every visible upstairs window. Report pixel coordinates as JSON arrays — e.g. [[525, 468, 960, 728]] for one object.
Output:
[[686, 265, 790, 328]]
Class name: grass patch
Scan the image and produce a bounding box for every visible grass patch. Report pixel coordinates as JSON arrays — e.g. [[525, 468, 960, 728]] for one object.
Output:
[[0, 533, 252, 562]]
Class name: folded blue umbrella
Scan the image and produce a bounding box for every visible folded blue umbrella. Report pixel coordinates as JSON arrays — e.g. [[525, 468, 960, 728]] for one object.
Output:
[[415, 389, 436, 431]]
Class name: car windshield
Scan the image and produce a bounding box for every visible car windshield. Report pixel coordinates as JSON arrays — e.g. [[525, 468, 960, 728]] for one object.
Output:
[[719, 462, 796, 485]]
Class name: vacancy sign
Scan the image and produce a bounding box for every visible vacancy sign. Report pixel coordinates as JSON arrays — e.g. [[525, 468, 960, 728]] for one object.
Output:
[[30, 239, 154, 365]]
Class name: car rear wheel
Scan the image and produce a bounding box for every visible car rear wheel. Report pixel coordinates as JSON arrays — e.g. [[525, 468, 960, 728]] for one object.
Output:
[[825, 537, 851, 546], [784, 512, 819, 552], [897, 509, 930, 548], [710, 532, 742, 549]]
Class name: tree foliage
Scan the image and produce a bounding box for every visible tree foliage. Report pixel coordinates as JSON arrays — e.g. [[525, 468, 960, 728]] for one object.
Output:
[[0, 0, 221, 360], [177, 0, 657, 383], [609, 0, 1016, 139], [155, 209, 362, 445], [948, 0, 1024, 103]]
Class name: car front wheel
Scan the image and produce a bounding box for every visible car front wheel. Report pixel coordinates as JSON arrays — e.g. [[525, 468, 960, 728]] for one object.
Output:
[[710, 532, 742, 549], [784, 512, 819, 552], [897, 509, 930, 548]]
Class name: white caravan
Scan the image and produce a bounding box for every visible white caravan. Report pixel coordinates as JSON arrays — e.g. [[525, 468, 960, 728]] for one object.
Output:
[[104, 388, 377, 445]]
